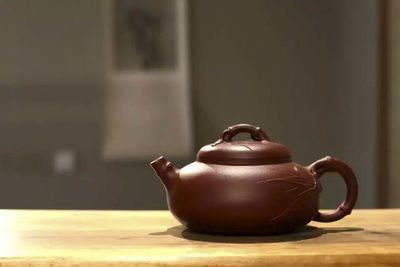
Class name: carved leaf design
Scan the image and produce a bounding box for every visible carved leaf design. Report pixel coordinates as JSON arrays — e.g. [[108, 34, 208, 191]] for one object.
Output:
[[255, 166, 318, 222]]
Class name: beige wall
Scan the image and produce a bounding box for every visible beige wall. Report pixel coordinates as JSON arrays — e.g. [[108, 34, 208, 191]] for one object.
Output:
[[190, 0, 378, 209], [0, 0, 378, 209], [387, 0, 400, 207]]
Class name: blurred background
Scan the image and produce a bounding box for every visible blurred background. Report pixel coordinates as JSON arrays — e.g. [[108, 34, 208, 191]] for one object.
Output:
[[0, 0, 398, 210]]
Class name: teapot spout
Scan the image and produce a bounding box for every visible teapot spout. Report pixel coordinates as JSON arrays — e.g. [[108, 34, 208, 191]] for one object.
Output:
[[150, 156, 179, 190]]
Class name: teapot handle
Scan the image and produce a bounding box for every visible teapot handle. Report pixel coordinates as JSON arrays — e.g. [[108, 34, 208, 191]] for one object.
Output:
[[309, 156, 358, 222], [221, 124, 270, 142]]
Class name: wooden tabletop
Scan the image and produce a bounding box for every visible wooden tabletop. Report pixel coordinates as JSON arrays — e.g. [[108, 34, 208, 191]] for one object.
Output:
[[0, 209, 398, 266]]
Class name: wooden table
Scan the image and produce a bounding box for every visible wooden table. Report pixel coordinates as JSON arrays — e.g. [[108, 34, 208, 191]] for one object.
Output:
[[0, 209, 398, 266]]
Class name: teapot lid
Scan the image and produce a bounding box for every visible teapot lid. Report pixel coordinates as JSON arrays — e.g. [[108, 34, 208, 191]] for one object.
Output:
[[197, 124, 292, 165]]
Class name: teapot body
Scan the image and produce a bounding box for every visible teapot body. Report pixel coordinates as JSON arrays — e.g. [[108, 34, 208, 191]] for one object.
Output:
[[168, 161, 321, 235], [151, 124, 358, 235]]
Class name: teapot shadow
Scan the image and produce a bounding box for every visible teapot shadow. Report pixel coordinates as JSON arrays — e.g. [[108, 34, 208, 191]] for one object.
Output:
[[150, 225, 364, 244]]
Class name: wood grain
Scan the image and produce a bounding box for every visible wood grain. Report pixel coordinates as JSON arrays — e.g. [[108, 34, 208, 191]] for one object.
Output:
[[0, 209, 398, 266]]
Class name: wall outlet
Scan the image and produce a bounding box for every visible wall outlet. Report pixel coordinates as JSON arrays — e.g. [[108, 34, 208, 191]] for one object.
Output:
[[53, 150, 76, 174]]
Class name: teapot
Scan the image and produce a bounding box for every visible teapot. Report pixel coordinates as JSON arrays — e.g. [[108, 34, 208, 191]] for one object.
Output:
[[151, 124, 358, 235]]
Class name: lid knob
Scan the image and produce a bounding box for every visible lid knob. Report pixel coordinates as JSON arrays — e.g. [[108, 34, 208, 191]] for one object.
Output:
[[221, 124, 270, 142]]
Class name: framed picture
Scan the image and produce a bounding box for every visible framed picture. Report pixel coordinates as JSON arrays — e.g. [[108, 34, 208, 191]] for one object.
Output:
[[113, 0, 177, 71], [103, 0, 193, 160]]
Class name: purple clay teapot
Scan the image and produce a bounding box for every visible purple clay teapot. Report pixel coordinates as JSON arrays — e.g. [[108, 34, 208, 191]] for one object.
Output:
[[151, 124, 358, 235]]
